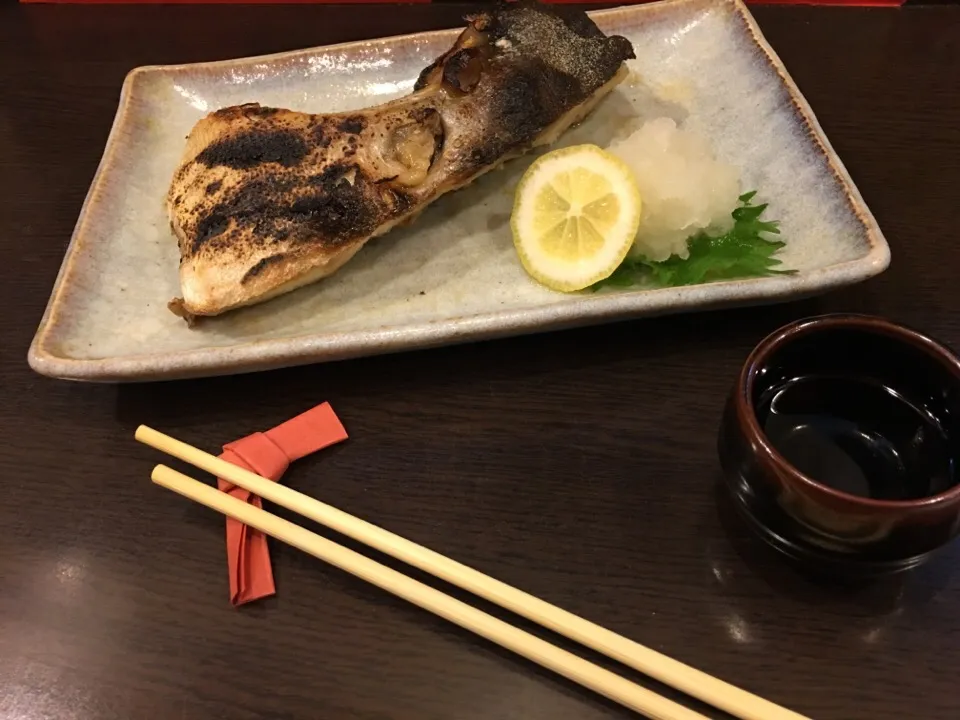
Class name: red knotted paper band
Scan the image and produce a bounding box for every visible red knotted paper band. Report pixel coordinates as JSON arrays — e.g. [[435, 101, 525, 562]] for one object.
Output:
[[217, 402, 348, 606]]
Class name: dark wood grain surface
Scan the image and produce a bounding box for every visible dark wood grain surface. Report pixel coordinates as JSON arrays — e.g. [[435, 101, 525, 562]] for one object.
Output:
[[2, 3, 959, 719]]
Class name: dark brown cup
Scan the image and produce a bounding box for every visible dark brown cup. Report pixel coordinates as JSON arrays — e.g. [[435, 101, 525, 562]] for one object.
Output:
[[718, 314, 960, 574]]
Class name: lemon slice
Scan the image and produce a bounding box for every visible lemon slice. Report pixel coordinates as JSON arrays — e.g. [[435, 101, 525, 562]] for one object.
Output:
[[511, 144, 642, 292]]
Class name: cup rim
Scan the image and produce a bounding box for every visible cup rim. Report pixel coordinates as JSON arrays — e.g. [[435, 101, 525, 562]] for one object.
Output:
[[736, 313, 960, 509]]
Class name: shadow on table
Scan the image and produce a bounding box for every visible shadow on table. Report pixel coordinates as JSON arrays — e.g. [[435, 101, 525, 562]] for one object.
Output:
[[710, 472, 956, 615]]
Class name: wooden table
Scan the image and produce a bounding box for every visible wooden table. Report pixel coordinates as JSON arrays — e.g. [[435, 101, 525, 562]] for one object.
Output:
[[2, 3, 959, 719]]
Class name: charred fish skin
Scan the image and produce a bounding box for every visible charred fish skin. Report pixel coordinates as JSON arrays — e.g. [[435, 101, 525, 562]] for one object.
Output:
[[417, 1, 635, 180], [166, 0, 635, 319]]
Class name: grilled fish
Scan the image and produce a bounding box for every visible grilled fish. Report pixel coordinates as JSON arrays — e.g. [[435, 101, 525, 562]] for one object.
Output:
[[166, 0, 635, 320]]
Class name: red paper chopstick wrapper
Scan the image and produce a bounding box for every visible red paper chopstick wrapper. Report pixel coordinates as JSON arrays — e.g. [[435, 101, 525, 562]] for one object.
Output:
[[217, 402, 348, 605]]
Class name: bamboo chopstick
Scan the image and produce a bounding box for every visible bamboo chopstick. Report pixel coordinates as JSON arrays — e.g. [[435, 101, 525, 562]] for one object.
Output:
[[137, 425, 811, 720], [152, 464, 706, 720]]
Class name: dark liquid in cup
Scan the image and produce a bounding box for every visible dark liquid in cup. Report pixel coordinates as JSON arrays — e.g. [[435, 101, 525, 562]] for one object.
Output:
[[756, 375, 956, 501]]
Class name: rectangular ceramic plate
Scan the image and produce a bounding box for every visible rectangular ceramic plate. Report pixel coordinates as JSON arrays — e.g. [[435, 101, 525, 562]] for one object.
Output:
[[29, 0, 890, 382]]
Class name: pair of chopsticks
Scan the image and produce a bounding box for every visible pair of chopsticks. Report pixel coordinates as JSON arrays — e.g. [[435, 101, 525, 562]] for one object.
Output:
[[137, 425, 811, 720]]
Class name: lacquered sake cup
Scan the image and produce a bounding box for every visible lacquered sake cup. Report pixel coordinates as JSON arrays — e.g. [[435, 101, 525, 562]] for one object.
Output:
[[718, 314, 960, 574]]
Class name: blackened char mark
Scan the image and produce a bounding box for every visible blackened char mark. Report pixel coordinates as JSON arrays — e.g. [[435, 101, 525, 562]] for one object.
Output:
[[604, 35, 635, 64], [190, 175, 296, 255], [463, 58, 579, 172], [195, 129, 309, 170], [190, 163, 384, 257], [205, 180, 222, 195], [486, 2, 634, 94], [309, 121, 332, 148], [378, 185, 415, 217], [289, 165, 381, 241], [541, 3, 604, 39], [488, 1, 611, 43], [337, 116, 366, 134], [193, 213, 230, 253], [306, 163, 353, 188], [414, 56, 445, 92], [242, 253, 287, 284]]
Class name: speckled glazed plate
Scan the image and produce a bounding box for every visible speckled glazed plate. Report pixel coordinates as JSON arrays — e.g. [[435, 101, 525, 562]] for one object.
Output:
[[29, 0, 889, 382]]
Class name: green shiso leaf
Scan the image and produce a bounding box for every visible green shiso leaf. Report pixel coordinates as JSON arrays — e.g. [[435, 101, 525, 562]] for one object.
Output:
[[591, 191, 795, 291]]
